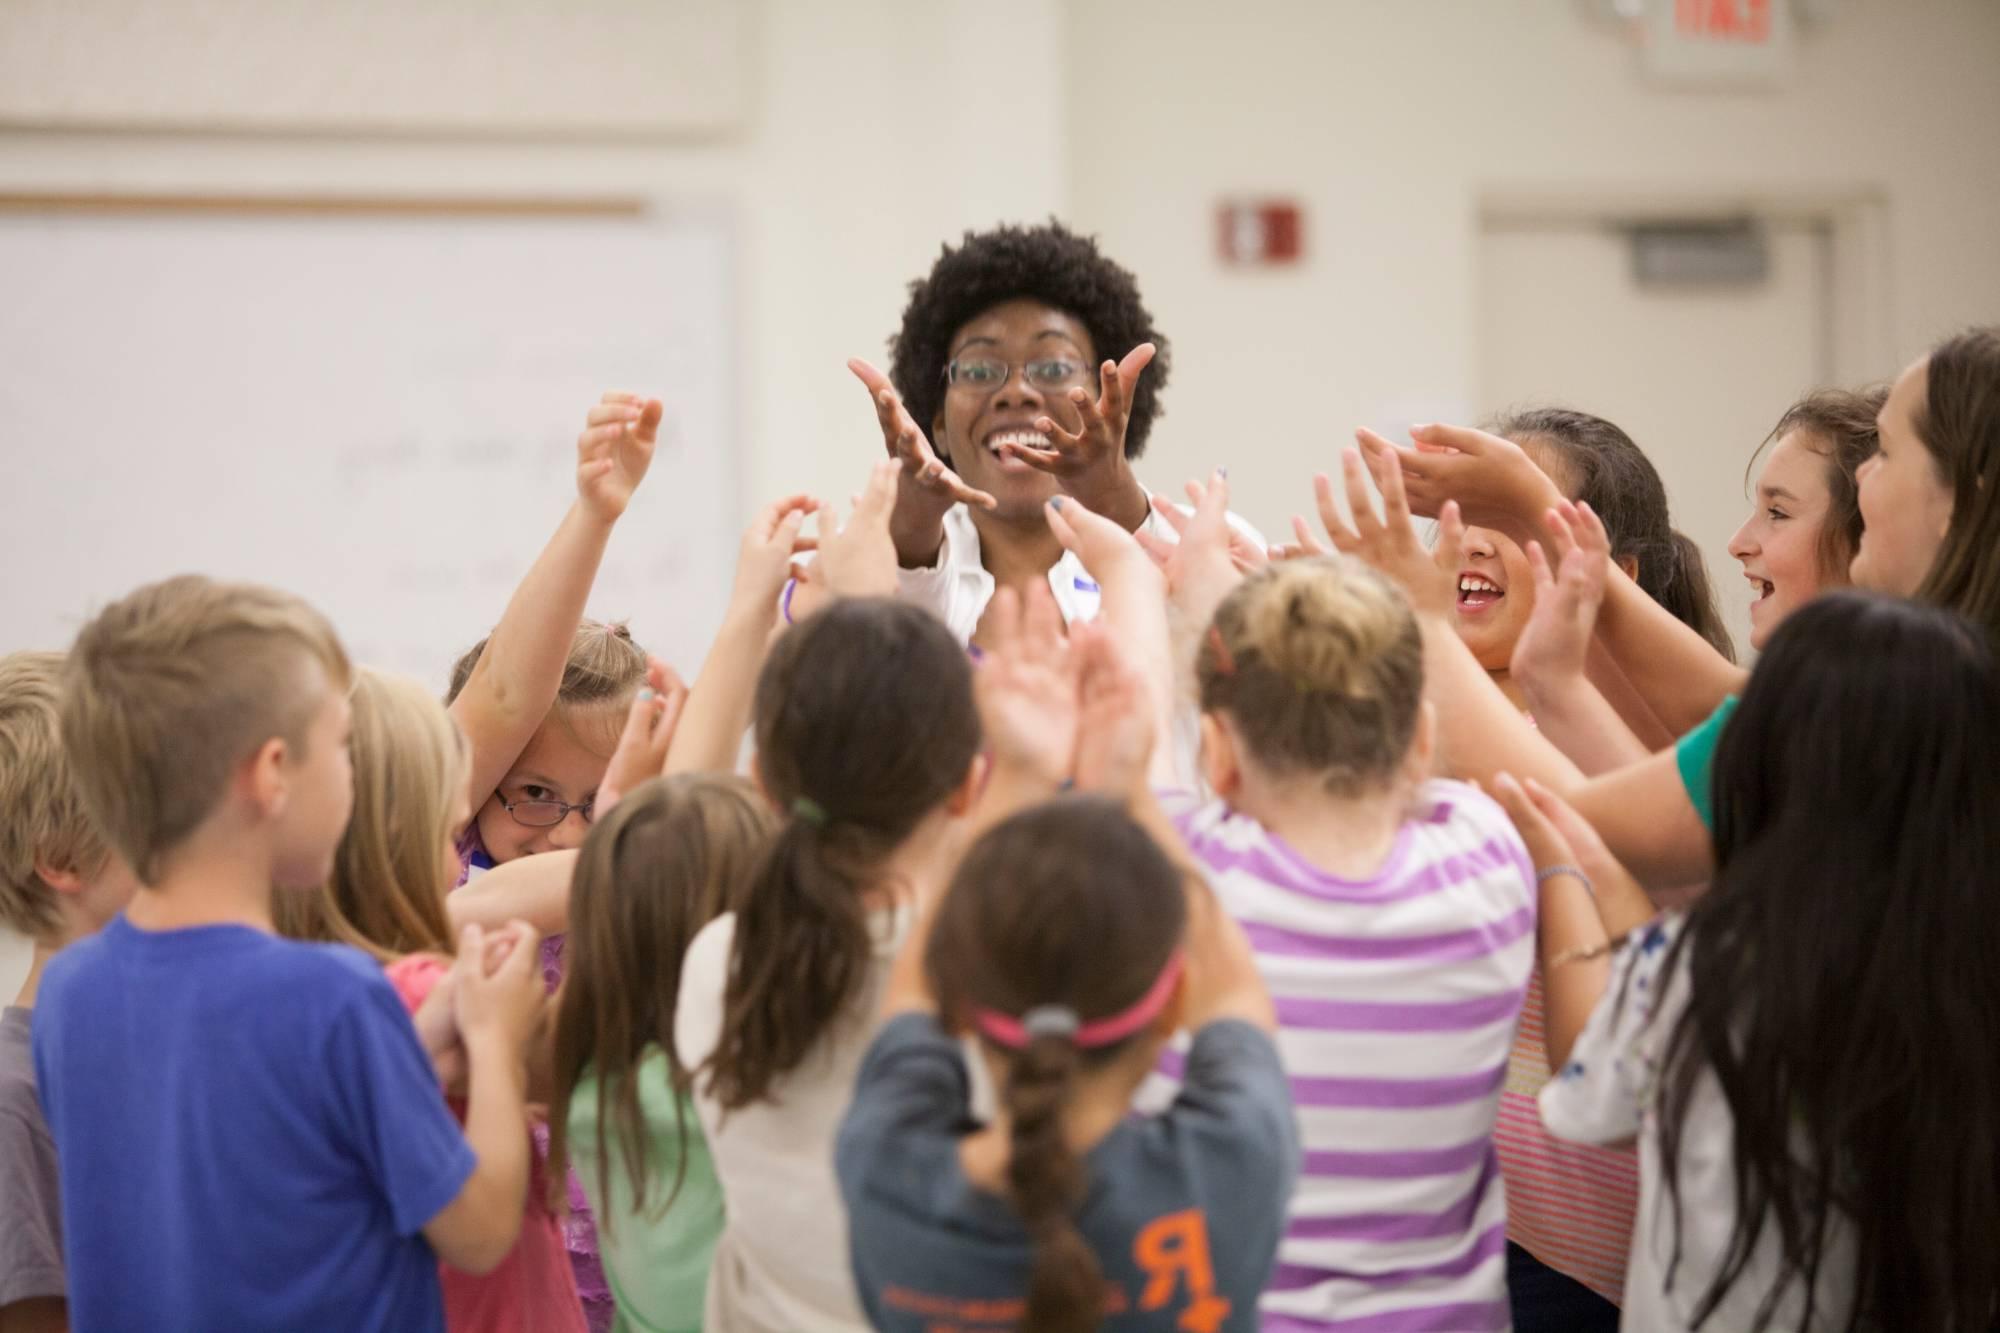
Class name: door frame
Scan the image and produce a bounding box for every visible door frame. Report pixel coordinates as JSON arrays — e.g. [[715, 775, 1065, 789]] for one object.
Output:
[[1477, 187, 1893, 388]]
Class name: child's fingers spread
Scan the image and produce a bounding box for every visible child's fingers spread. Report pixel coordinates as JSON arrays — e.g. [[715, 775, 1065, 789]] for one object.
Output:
[[1133, 527, 1174, 568], [1436, 501, 1466, 562], [1150, 494, 1192, 534], [1340, 449, 1380, 534]]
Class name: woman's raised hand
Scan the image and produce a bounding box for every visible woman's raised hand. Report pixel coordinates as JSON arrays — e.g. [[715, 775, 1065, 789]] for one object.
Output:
[[847, 356, 995, 533], [996, 342, 1156, 481]]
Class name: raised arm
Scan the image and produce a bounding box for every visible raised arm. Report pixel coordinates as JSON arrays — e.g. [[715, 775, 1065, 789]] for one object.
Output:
[[1388, 422, 1745, 733], [450, 393, 659, 809], [1323, 433, 1714, 890], [663, 493, 821, 775], [1042, 495, 1178, 788], [1509, 505, 1652, 774]]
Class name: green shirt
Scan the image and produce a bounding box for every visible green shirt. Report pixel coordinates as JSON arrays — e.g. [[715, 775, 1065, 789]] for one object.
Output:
[[567, 1046, 724, 1333], [1674, 695, 1739, 833]]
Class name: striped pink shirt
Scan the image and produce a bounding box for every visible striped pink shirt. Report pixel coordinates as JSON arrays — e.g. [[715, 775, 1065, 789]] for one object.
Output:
[[1494, 970, 1638, 1303], [1152, 780, 1534, 1330]]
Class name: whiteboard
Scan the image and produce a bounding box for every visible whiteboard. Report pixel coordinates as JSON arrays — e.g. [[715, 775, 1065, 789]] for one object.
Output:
[[0, 206, 739, 689]]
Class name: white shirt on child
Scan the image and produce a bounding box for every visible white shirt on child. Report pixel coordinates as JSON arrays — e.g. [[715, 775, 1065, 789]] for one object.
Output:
[[896, 498, 1266, 643], [674, 904, 908, 1333], [1540, 916, 1857, 1331], [1144, 780, 1535, 1330]]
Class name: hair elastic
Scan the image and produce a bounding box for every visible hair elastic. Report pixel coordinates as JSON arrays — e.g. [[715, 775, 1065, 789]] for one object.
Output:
[[1205, 625, 1237, 677], [791, 796, 828, 827], [780, 578, 799, 626], [973, 951, 1184, 1051]]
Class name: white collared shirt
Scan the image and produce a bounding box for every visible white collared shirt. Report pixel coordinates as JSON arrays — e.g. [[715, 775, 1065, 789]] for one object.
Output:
[[894, 496, 1266, 644]]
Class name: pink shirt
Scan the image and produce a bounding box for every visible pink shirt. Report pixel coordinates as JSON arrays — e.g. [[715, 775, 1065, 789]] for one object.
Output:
[[1494, 968, 1638, 1303], [384, 955, 587, 1333]]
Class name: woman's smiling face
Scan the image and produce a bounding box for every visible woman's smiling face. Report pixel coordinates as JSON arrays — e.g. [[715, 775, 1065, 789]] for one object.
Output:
[[932, 299, 1096, 521]]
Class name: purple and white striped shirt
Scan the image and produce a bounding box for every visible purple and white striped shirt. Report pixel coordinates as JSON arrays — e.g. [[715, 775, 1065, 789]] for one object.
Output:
[[1149, 780, 1535, 1331]]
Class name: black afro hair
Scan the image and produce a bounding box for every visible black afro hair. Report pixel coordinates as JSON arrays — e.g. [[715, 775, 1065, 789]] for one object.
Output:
[[888, 220, 1169, 461]]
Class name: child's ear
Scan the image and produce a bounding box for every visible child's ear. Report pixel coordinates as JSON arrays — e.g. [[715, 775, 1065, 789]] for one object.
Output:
[[1403, 701, 1438, 785], [245, 736, 291, 820], [1616, 554, 1640, 583], [1198, 713, 1241, 801], [946, 751, 990, 817], [33, 857, 87, 896], [747, 750, 773, 808]]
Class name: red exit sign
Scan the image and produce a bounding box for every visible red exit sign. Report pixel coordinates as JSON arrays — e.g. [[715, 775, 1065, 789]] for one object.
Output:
[[1676, 0, 1774, 42], [1644, 0, 1793, 86], [1216, 200, 1303, 267]]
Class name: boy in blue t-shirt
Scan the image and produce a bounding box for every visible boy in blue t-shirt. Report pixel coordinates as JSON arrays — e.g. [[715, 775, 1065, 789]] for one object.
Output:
[[32, 575, 548, 1332]]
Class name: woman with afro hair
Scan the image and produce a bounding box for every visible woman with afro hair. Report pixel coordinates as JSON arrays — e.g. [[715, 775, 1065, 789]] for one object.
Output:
[[829, 220, 1260, 646]]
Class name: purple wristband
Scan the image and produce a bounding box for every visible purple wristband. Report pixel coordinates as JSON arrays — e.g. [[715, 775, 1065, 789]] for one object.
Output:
[[781, 577, 799, 625]]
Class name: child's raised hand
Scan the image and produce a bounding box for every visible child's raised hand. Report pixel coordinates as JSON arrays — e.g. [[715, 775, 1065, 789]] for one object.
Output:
[[452, 921, 547, 1055], [1266, 514, 1332, 564], [1132, 470, 1244, 627], [1510, 501, 1612, 688], [596, 657, 689, 815], [576, 391, 663, 524], [816, 460, 903, 600], [1043, 495, 1161, 595], [1317, 433, 1465, 621], [730, 494, 821, 617], [1070, 621, 1156, 798], [974, 581, 1081, 788]]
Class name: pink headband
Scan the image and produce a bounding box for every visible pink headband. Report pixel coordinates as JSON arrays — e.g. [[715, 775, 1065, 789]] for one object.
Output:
[[972, 951, 1185, 1050]]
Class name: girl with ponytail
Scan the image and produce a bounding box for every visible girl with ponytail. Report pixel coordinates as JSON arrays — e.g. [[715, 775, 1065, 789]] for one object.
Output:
[[674, 595, 986, 1332], [837, 584, 1293, 1332]]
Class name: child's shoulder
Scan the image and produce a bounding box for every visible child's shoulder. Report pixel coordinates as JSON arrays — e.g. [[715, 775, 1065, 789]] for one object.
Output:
[[1406, 778, 1521, 843]]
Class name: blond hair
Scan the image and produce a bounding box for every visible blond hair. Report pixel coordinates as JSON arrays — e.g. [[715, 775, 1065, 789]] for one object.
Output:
[[1197, 557, 1423, 795], [274, 668, 466, 960], [0, 652, 108, 938], [61, 575, 351, 885], [445, 619, 647, 710]]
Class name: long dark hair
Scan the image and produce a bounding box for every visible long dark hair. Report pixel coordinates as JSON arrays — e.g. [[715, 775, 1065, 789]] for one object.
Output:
[[700, 599, 981, 1112], [926, 798, 1188, 1333], [546, 775, 776, 1228], [1655, 592, 2000, 1329], [1493, 406, 1736, 662], [1912, 326, 2000, 645]]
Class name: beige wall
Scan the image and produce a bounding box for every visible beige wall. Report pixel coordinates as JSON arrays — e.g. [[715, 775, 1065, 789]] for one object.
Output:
[[0, 0, 1068, 519], [1066, 0, 2000, 543]]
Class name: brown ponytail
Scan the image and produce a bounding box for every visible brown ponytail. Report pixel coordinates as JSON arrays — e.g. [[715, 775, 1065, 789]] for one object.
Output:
[[701, 599, 980, 1111], [1005, 1032, 1100, 1333], [926, 797, 1188, 1328]]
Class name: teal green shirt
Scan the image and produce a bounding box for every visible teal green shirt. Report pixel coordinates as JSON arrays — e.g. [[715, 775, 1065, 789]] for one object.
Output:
[[1674, 696, 1739, 833], [567, 1047, 723, 1333]]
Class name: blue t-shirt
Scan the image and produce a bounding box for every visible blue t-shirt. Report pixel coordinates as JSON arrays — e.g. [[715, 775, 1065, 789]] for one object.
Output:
[[836, 1012, 1298, 1333], [32, 915, 477, 1332]]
